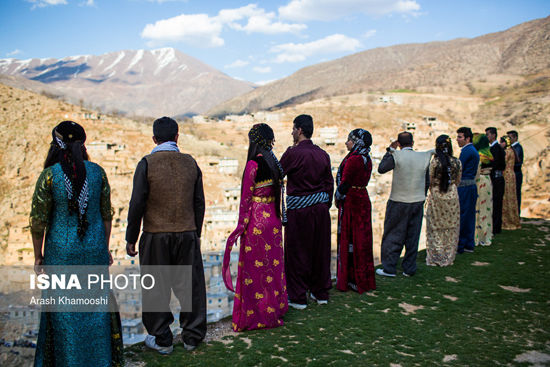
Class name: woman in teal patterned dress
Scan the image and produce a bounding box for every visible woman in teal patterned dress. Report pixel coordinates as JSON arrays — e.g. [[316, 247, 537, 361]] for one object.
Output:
[[30, 121, 123, 366]]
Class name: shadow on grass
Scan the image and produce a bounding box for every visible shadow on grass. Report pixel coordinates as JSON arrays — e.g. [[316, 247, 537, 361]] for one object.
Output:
[[126, 218, 550, 366]]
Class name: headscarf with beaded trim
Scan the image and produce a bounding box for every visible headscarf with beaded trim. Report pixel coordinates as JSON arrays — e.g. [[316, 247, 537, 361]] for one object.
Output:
[[248, 123, 287, 224], [52, 121, 89, 238], [336, 129, 372, 188]]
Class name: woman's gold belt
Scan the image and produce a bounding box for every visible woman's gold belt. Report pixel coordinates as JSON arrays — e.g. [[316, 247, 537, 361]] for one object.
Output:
[[252, 196, 275, 203], [351, 186, 367, 190]]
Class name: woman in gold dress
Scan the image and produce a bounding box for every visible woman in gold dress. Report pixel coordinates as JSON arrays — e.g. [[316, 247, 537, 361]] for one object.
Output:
[[500, 136, 521, 230]]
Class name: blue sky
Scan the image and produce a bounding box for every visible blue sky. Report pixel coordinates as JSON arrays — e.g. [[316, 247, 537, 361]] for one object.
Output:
[[1, 0, 548, 84]]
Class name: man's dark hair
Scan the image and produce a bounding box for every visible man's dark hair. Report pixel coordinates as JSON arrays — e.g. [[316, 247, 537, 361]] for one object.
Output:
[[397, 131, 413, 147], [293, 114, 314, 139], [485, 127, 497, 137], [507, 130, 518, 139], [456, 126, 473, 142], [153, 116, 178, 142]]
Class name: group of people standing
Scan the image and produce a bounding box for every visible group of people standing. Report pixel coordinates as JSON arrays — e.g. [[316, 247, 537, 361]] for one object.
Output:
[[30, 115, 524, 364], [377, 126, 523, 273], [376, 126, 523, 276]]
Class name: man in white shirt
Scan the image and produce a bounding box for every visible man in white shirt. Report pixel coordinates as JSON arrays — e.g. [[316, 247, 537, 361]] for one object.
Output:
[[376, 132, 434, 277]]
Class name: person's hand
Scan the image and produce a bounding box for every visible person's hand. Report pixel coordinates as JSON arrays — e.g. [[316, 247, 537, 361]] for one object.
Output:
[[34, 257, 44, 275], [126, 242, 138, 257], [389, 140, 399, 149]]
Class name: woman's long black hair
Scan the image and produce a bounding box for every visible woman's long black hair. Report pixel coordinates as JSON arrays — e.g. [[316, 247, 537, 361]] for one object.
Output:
[[434, 134, 453, 193], [45, 121, 90, 237], [44, 142, 89, 169], [245, 124, 283, 218]]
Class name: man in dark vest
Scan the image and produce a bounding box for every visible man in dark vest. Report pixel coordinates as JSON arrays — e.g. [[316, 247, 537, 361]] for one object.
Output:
[[126, 117, 206, 354], [485, 127, 506, 235], [507, 130, 523, 215]]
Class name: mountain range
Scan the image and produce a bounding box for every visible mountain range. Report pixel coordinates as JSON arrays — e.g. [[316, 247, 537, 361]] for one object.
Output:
[[1, 16, 549, 119], [0, 47, 254, 117], [208, 15, 550, 116]]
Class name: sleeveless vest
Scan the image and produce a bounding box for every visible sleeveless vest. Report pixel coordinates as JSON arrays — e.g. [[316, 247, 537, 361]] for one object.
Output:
[[143, 151, 198, 233]]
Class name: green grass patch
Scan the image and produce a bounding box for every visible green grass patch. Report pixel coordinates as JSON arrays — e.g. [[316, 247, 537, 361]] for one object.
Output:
[[126, 219, 550, 366]]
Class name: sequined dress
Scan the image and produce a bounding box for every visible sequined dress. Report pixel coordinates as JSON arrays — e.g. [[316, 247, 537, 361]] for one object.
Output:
[[425, 157, 462, 266], [223, 157, 288, 331], [30, 161, 123, 367], [475, 165, 493, 246], [502, 148, 521, 230]]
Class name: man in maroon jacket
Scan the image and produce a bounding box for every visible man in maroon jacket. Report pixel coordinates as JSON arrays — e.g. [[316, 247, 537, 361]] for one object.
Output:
[[280, 114, 334, 309]]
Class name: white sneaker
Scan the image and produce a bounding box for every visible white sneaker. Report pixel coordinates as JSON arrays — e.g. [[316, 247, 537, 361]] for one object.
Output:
[[288, 301, 307, 310], [183, 342, 197, 351], [145, 335, 173, 355], [310, 293, 328, 305], [376, 268, 396, 277]]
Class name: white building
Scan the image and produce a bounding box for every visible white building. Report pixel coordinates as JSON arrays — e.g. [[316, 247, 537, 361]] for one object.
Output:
[[224, 187, 241, 211], [402, 121, 417, 131], [319, 127, 338, 145], [218, 158, 239, 175]]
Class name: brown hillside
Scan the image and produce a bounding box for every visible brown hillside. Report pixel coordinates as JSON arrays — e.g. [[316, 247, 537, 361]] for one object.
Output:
[[1, 66, 549, 266], [208, 16, 550, 116], [0, 83, 243, 265]]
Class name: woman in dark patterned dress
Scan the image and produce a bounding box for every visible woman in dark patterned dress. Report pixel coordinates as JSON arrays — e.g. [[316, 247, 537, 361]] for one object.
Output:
[[335, 129, 376, 293]]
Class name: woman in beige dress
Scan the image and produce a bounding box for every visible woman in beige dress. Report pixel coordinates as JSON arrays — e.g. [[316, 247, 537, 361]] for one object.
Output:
[[473, 133, 493, 246], [426, 135, 462, 266], [500, 136, 521, 230]]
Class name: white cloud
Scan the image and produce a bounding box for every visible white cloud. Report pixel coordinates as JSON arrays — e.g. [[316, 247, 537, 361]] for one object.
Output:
[[217, 4, 265, 23], [6, 49, 23, 57], [81, 0, 94, 6], [27, 0, 67, 9], [225, 59, 250, 69], [235, 15, 306, 34], [221, 4, 306, 34], [253, 66, 272, 73], [141, 4, 306, 47], [147, 0, 187, 2], [279, 0, 420, 21], [255, 79, 277, 86], [363, 29, 377, 39], [270, 34, 361, 63], [141, 13, 224, 47]]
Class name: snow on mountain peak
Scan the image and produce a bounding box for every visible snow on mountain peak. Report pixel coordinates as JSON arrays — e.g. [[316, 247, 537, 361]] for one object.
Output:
[[152, 48, 178, 75], [127, 49, 144, 71], [104, 51, 126, 72]]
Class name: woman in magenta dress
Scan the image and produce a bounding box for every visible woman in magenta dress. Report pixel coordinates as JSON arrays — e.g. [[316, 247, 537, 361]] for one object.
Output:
[[335, 129, 376, 293], [223, 123, 288, 331]]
